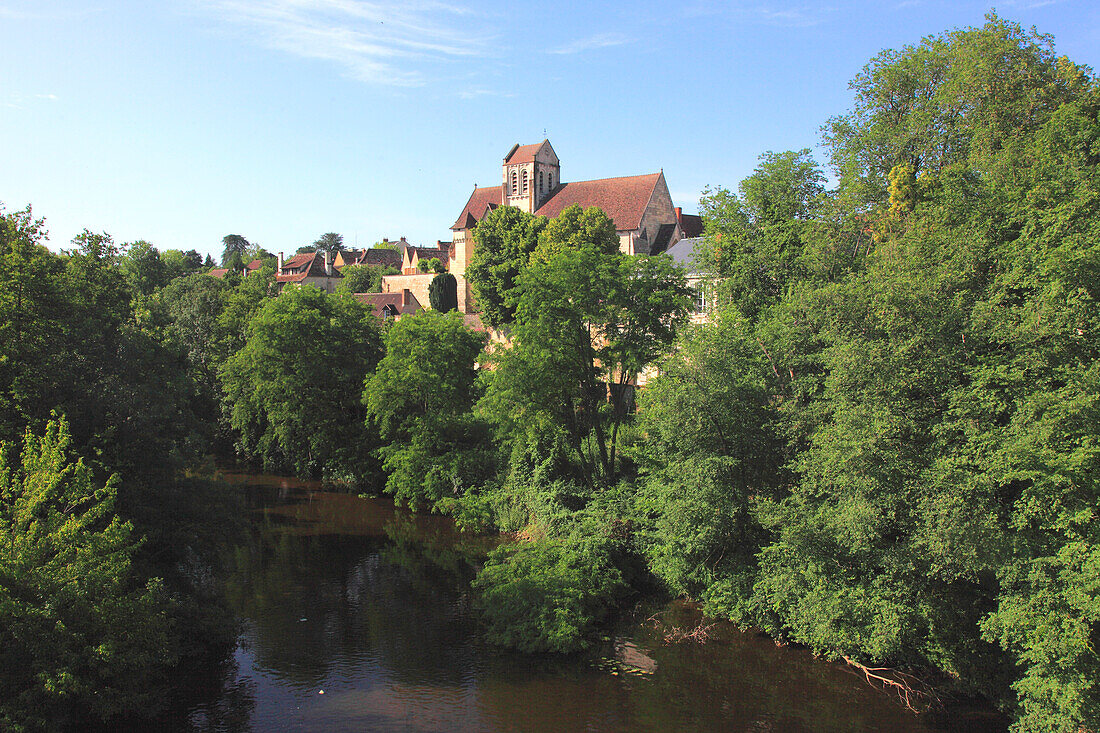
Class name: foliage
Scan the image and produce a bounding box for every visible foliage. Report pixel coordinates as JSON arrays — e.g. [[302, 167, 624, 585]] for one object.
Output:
[[428, 272, 458, 312], [364, 309, 490, 510], [482, 205, 690, 487], [466, 206, 548, 329], [0, 418, 174, 730], [337, 263, 389, 294], [313, 232, 344, 254], [473, 531, 628, 653], [416, 257, 444, 274], [635, 314, 780, 624], [222, 285, 382, 477], [221, 234, 250, 266], [635, 15, 1100, 733]]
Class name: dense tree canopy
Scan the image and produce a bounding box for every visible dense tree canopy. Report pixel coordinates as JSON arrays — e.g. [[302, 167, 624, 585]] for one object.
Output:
[[466, 206, 548, 329], [221, 285, 383, 478]]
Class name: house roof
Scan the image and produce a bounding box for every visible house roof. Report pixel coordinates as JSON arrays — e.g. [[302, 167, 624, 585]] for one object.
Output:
[[651, 223, 677, 255], [678, 213, 704, 238], [352, 291, 422, 318], [663, 236, 705, 271], [207, 268, 230, 279], [276, 252, 342, 282], [245, 259, 265, 271], [361, 249, 401, 269], [451, 172, 664, 233], [282, 252, 316, 270]]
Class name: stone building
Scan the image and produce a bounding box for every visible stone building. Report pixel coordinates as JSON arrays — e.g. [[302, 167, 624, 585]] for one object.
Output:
[[377, 139, 694, 314], [441, 139, 692, 312], [274, 251, 343, 293]]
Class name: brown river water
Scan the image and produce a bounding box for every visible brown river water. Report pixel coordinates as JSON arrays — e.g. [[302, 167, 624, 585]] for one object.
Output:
[[157, 471, 1005, 732]]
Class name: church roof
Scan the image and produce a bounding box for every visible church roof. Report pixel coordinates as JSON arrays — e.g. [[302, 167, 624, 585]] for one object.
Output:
[[452, 185, 504, 230], [504, 141, 545, 164], [451, 172, 664, 233], [533, 173, 664, 231]]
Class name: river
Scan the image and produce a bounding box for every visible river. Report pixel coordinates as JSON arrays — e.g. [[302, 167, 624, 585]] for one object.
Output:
[[158, 470, 1005, 732]]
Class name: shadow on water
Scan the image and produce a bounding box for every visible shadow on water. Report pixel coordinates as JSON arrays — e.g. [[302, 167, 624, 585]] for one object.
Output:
[[149, 470, 1006, 733]]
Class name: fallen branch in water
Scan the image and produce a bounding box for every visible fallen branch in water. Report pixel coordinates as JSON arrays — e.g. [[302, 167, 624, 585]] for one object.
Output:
[[646, 613, 717, 645], [841, 656, 939, 713]]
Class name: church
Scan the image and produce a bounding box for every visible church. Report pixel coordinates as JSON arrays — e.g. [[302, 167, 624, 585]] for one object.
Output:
[[382, 139, 701, 314]]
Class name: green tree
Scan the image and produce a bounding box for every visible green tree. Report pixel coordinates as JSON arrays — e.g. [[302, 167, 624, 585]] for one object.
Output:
[[119, 239, 168, 296], [221, 234, 250, 266], [313, 232, 344, 254], [466, 206, 548, 329], [363, 309, 490, 510], [0, 417, 174, 729], [428, 272, 458, 312], [221, 285, 383, 478], [336, 263, 394, 294], [483, 205, 690, 487]]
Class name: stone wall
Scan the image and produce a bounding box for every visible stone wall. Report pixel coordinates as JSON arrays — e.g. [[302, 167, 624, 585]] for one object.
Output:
[[381, 273, 435, 310]]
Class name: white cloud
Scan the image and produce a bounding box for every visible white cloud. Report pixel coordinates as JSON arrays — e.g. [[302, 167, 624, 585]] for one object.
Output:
[[547, 32, 631, 55], [684, 1, 833, 27], [35, 93, 59, 100], [196, 0, 491, 86]]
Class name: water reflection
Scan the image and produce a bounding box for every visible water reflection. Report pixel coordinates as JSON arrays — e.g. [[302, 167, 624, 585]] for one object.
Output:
[[162, 473, 1003, 732]]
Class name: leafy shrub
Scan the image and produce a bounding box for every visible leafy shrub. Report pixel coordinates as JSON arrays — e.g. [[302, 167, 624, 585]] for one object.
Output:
[[473, 533, 627, 653]]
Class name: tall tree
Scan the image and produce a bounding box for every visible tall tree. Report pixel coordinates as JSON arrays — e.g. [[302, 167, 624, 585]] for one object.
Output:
[[466, 206, 548, 329], [221, 286, 382, 478], [364, 309, 490, 510], [313, 232, 344, 254], [483, 205, 690, 486], [220, 234, 250, 266], [428, 272, 458, 312]]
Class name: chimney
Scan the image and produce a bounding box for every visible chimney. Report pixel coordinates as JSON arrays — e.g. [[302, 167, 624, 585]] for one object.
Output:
[[675, 207, 682, 223], [277, 252, 283, 272], [324, 250, 332, 276], [382, 237, 388, 243], [400, 236, 407, 243], [402, 289, 412, 310]]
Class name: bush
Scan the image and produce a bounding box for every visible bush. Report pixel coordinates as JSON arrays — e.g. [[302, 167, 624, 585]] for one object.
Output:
[[473, 533, 627, 653]]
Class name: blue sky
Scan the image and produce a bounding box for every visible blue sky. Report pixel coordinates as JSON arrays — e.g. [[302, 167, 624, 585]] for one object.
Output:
[[2, 0, 1098, 259]]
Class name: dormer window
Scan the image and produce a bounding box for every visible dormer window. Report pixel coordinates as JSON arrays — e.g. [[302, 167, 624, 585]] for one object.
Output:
[[511, 170, 517, 195], [522, 170, 528, 194]]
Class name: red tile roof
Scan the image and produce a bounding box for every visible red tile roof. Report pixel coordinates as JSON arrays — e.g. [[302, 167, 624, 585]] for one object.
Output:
[[504, 142, 543, 164], [452, 186, 504, 230], [533, 173, 662, 231], [451, 173, 664, 233], [245, 259, 265, 271], [276, 252, 342, 281], [352, 291, 422, 318], [282, 252, 316, 270], [207, 268, 230, 279]]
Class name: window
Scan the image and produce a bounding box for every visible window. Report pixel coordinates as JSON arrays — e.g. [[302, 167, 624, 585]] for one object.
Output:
[[693, 281, 713, 314], [539, 171, 544, 193], [522, 170, 528, 194], [549, 173, 554, 188], [511, 170, 517, 195]]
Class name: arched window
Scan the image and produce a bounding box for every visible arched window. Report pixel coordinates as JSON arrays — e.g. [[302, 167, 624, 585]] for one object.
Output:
[[522, 170, 528, 194], [511, 170, 517, 195], [539, 171, 544, 193], [549, 173, 554, 189]]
